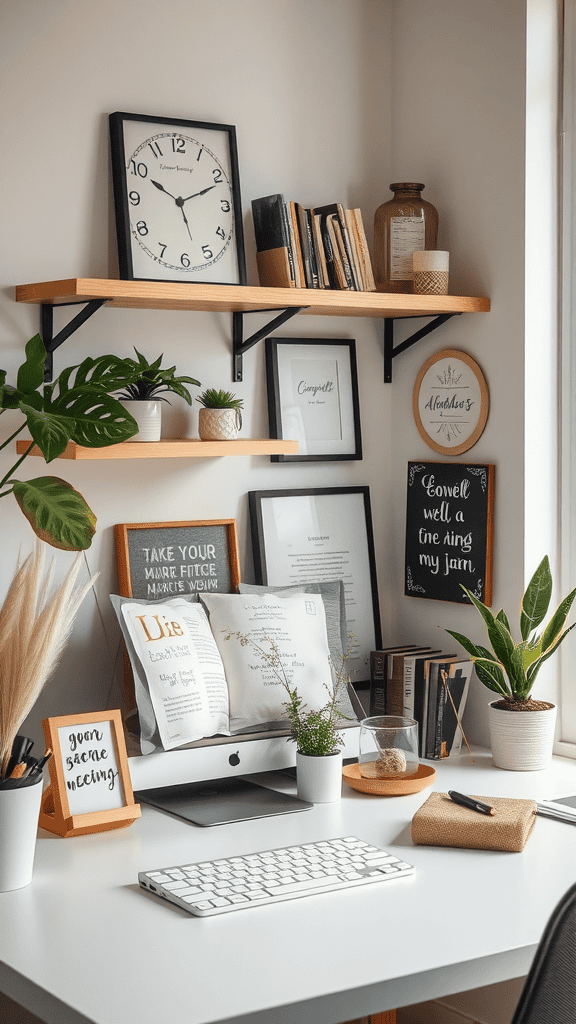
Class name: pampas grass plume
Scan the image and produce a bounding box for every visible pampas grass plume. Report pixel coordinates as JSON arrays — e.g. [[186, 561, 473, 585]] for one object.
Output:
[[0, 542, 97, 777]]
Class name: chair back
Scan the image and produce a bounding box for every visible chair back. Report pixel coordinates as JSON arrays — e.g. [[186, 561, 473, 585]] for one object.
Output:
[[511, 881, 576, 1024]]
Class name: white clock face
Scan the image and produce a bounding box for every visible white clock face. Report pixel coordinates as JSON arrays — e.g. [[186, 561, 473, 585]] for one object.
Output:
[[118, 119, 239, 283]]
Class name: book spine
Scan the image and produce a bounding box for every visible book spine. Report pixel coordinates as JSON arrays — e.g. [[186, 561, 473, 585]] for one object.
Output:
[[386, 655, 405, 716], [425, 663, 439, 759], [403, 658, 415, 718], [369, 651, 387, 715], [413, 661, 428, 757]]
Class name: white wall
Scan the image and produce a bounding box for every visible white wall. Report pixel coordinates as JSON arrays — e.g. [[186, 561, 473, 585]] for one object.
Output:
[[388, 0, 528, 746], [0, 0, 393, 753]]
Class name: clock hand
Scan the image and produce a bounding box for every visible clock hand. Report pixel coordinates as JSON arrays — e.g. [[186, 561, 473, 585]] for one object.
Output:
[[179, 204, 193, 242], [150, 179, 179, 201], [180, 185, 217, 203]]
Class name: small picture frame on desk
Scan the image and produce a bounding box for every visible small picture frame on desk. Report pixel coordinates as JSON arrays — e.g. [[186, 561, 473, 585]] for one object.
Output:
[[248, 486, 381, 685], [39, 711, 141, 838], [265, 338, 362, 462]]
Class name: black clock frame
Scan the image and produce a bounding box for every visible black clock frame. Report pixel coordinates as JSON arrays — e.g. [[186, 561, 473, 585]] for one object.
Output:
[[109, 111, 247, 285]]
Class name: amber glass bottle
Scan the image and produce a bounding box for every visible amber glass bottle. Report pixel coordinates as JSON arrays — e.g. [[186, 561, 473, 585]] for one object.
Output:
[[374, 183, 438, 293]]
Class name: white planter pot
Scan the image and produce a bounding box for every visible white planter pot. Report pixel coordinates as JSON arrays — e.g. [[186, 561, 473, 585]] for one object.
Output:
[[0, 776, 43, 891], [488, 701, 557, 771], [121, 400, 162, 441], [296, 751, 343, 803], [198, 407, 241, 441]]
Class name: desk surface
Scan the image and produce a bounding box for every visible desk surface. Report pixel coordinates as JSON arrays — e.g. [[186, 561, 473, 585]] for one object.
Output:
[[1, 750, 576, 1024]]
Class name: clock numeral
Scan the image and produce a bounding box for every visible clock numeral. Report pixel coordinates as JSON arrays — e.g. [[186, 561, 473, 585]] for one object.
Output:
[[220, 200, 231, 213], [212, 168, 223, 183], [181, 253, 191, 268], [129, 191, 140, 206], [130, 159, 148, 178], [148, 141, 163, 158], [136, 221, 148, 236], [172, 137, 186, 153], [215, 226, 226, 240], [201, 245, 214, 260], [158, 243, 167, 258], [196, 147, 203, 161]]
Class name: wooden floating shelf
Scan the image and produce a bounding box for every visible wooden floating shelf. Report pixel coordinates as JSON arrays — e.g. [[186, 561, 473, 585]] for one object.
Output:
[[16, 438, 299, 460], [15, 277, 490, 319]]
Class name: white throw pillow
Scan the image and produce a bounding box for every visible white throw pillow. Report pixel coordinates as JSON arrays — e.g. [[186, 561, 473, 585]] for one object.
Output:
[[199, 592, 336, 733]]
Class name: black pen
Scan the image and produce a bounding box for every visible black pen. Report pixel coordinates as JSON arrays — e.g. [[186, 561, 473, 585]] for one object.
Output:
[[448, 790, 495, 816]]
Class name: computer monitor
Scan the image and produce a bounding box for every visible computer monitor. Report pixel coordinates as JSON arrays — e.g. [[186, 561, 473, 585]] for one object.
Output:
[[127, 696, 363, 825]]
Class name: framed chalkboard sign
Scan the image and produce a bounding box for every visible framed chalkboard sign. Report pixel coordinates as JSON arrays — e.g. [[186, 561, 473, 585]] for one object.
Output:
[[115, 520, 241, 599], [405, 461, 495, 605]]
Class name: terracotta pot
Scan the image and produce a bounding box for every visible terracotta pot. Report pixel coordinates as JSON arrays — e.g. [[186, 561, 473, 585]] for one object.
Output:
[[488, 701, 557, 771], [198, 407, 241, 441], [296, 750, 343, 803], [120, 400, 162, 441]]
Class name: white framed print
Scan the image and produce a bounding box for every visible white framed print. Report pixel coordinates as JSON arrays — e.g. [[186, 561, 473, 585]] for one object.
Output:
[[248, 486, 382, 685], [412, 349, 489, 456], [265, 338, 362, 462]]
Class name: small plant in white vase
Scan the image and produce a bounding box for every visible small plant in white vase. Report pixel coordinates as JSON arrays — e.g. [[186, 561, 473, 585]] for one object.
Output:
[[224, 630, 353, 802], [114, 349, 200, 441], [196, 389, 243, 441], [445, 556, 576, 770]]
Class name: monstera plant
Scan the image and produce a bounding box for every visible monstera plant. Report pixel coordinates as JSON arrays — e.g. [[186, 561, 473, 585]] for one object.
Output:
[[0, 334, 142, 550]]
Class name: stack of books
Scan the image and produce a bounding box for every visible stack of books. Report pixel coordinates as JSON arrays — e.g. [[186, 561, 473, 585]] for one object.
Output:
[[369, 646, 473, 760], [251, 193, 376, 291]]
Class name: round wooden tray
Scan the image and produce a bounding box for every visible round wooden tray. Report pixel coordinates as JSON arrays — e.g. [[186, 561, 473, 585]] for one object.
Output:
[[342, 762, 436, 796]]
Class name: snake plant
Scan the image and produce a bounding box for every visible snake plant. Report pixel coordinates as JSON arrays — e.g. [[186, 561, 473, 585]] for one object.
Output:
[[446, 556, 576, 703]]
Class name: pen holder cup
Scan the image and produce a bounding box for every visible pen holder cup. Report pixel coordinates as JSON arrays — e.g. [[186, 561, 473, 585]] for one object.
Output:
[[358, 716, 419, 779], [0, 775, 43, 891]]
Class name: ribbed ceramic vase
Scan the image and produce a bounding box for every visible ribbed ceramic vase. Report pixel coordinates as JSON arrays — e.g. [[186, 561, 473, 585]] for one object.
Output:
[[198, 407, 241, 441], [296, 751, 343, 803], [488, 701, 557, 771], [120, 400, 162, 441]]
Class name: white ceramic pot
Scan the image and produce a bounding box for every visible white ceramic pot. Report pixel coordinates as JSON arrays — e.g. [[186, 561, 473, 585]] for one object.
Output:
[[121, 400, 162, 441], [296, 751, 343, 803], [488, 701, 557, 771], [0, 776, 43, 891], [198, 407, 241, 441]]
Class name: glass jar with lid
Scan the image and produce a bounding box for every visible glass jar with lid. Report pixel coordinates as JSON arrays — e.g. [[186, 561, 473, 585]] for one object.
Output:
[[374, 183, 438, 293]]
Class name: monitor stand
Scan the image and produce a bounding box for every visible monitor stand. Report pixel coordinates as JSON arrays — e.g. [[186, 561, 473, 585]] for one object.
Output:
[[134, 775, 313, 827]]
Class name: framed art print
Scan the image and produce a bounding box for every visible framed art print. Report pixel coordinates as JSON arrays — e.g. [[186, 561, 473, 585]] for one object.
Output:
[[109, 111, 247, 284], [413, 349, 489, 456], [248, 486, 382, 685], [265, 338, 362, 462]]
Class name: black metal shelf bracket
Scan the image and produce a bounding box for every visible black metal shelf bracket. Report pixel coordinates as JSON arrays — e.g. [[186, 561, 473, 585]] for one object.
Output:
[[41, 299, 108, 381], [232, 307, 307, 381], [383, 312, 462, 382]]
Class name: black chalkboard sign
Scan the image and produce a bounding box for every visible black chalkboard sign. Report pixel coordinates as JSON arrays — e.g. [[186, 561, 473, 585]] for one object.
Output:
[[405, 462, 494, 605], [115, 520, 241, 599]]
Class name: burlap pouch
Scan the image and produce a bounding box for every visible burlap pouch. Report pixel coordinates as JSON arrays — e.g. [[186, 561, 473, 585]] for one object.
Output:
[[411, 792, 537, 852]]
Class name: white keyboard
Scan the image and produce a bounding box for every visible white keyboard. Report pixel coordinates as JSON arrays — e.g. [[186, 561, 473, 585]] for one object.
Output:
[[139, 836, 414, 917]]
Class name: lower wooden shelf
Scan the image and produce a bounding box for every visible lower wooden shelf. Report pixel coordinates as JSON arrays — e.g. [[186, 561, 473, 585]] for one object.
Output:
[[16, 437, 299, 460]]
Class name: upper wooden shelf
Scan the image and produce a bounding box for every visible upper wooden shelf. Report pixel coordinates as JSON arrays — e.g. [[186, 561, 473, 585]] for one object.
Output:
[[15, 277, 490, 319], [16, 438, 299, 460]]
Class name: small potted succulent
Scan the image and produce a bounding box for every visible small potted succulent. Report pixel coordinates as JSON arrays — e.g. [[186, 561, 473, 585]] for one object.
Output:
[[114, 348, 200, 441], [196, 388, 244, 441], [446, 556, 576, 770]]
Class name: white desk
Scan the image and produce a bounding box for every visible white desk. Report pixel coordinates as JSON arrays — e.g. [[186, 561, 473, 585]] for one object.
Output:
[[1, 749, 576, 1024]]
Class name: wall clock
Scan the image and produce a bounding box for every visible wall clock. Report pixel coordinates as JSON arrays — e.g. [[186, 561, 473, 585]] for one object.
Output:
[[412, 348, 489, 456], [109, 112, 246, 285]]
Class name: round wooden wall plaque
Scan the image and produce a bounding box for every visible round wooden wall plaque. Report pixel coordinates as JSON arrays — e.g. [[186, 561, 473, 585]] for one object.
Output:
[[413, 349, 489, 456]]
